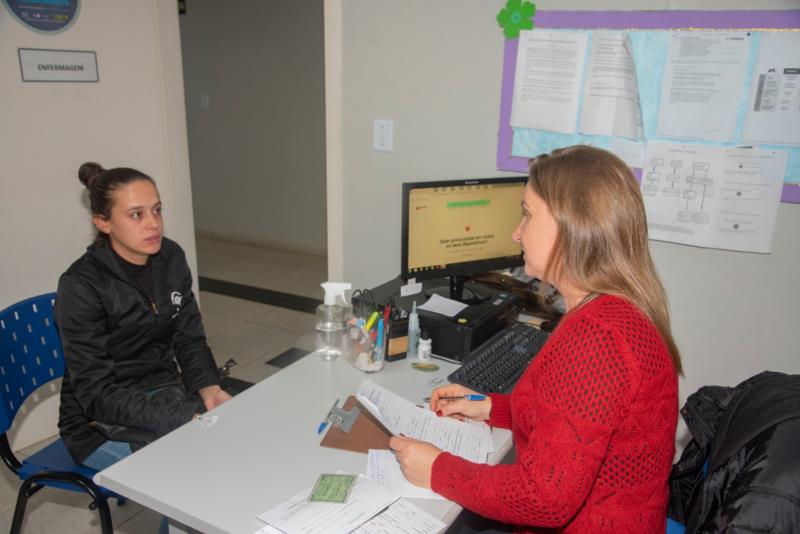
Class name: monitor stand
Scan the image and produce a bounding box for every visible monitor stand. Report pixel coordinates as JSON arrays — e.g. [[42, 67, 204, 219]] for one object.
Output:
[[425, 275, 489, 305]]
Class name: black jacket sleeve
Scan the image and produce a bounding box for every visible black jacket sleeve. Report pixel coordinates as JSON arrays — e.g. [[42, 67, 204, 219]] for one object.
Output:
[[56, 273, 199, 436], [169, 255, 220, 394]]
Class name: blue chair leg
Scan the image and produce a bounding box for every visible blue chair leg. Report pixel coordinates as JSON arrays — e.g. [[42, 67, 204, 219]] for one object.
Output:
[[10, 473, 113, 534]]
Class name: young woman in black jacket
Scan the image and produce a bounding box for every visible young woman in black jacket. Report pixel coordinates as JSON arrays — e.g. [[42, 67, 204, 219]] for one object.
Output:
[[56, 163, 229, 470]]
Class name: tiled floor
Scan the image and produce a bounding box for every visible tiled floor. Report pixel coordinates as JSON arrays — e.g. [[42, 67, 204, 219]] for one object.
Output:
[[1, 238, 322, 532], [195, 234, 327, 301]]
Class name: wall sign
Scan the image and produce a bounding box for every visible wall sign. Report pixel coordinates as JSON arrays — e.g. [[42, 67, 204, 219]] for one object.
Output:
[[4, 0, 79, 34], [19, 48, 98, 82]]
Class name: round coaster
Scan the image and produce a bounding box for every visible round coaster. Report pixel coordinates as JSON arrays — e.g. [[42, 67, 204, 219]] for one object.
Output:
[[411, 361, 440, 372]]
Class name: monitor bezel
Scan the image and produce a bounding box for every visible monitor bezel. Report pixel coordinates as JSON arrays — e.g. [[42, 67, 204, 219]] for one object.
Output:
[[400, 176, 528, 282]]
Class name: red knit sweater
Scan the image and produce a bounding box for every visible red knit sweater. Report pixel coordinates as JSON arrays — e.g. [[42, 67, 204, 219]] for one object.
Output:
[[431, 295, 678, 533]]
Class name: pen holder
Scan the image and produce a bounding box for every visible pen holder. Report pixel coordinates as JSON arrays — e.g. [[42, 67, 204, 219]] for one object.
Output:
[[345, 321, 385, 373], [386, 317, 409, 362]]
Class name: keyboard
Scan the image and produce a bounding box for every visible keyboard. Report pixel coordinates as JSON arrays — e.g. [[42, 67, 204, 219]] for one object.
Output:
[[447, 322, 550, 394]]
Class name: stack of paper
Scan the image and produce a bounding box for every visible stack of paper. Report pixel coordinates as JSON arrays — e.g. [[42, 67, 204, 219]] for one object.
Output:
[[256, 477, 445, 534]]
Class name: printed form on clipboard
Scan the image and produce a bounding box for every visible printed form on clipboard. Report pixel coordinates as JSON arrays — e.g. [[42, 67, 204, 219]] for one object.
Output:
[[355, 379, 495, 464]]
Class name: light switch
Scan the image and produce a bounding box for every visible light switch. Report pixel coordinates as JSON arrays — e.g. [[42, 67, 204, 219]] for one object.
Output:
[[200, 94, 211, 110], [373, 119, 394, 152]]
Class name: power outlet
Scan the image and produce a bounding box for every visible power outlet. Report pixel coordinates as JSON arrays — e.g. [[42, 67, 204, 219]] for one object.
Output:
[[373, 119, 394, 152]]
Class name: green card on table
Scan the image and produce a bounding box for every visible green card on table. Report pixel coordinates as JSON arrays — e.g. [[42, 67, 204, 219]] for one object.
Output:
[[309, 474, 357, 503]]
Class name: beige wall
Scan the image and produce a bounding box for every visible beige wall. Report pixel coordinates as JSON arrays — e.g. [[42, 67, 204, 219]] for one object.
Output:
[[0, 0, 194, 449], [329, 0, 800, 445], [180, 0, 327, 255]]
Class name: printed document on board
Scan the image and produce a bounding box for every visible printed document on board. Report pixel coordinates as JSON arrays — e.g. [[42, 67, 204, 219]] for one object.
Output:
[[641, 141, 787, 253], [356, 380, 494, 464], [742, 32, 800, 146], [656, 31, 751, 142], [510, 29, 588, 134], [579, 31, 643, 139]]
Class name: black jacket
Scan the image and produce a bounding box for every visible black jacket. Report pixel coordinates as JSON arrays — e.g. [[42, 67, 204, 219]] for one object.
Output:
[[56, 238, 220, 463], [668, 371, 800, 533]]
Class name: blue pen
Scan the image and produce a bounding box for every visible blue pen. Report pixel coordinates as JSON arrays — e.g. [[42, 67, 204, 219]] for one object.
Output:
[[423, 394, 487, 402], [317, 398, 339, 434], [372, 319, 385, 363]]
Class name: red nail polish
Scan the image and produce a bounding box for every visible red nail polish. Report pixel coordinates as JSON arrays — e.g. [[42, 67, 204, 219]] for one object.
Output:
[[436, 410, 443, 417]]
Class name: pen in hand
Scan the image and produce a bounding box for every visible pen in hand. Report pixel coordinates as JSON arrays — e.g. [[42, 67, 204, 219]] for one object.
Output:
[[423, 394, 487, 402], [317, 398, 339, 434]]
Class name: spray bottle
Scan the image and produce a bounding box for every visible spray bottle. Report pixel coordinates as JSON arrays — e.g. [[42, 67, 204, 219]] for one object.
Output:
[[407, 300, 420, 359], [316, 282, 352, 360]]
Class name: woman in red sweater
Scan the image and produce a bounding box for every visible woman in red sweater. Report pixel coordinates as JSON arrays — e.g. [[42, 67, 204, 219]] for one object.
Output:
[[390, 145, 682, 533]]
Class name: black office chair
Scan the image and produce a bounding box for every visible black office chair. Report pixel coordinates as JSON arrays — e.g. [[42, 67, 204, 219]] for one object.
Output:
[[0, 293, 124, 534]]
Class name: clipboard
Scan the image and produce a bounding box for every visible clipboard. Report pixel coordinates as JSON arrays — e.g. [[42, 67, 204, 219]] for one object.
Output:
[[319, 395, 392, 454]]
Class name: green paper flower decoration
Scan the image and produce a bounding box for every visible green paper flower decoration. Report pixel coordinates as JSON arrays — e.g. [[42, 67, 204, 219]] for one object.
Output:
[[497, 0, 535, 39]]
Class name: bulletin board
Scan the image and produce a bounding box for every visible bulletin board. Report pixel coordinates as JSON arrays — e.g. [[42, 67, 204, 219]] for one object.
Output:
[[496, 10, 800, 203]]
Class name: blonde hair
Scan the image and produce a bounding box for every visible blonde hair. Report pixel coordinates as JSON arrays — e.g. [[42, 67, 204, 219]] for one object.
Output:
[[528, 145, 682, 375]]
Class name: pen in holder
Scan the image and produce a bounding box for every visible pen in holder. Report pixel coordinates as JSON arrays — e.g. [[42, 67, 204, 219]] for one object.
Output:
[[346, 319, 386, 373]]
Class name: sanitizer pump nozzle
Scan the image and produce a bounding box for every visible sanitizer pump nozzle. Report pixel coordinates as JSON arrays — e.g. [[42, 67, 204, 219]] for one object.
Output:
[[317, 282, 352, 331]]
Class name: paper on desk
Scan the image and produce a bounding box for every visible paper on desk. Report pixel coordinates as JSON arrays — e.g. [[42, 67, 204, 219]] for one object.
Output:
[[417, 294, 468, 318], [366, 449, 444, 500], [356, 380, 494, 464], [257, 476, 397, 534], [352, 498, 446, 534]]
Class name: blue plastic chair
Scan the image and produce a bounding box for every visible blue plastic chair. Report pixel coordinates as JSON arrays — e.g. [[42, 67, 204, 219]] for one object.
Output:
[[0, 293, 123, 534]]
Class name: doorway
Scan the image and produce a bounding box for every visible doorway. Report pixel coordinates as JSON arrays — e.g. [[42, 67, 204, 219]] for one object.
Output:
[[179, 0, 327, 312]]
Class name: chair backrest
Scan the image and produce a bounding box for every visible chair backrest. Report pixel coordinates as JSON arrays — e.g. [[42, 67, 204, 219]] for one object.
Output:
[[0, 293, 64, 434]]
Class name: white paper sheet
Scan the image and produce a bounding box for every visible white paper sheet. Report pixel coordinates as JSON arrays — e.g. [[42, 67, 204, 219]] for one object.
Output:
[[656, 31, 751, 142], [416, 293, 468, 318], [641, 141, 787, 253], [257, 476, 398, 534], [579, 31, 643, 139], [366, 449, 444, 500], [510, 29, 588, 133], [742, 32, 800, 146], [609, 138, 646, 168], [356, 380, 494, 464], [352, 499, 446, 534]]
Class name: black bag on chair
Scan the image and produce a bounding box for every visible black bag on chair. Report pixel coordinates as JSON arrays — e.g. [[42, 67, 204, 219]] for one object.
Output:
[[668, 371, 800, 533]]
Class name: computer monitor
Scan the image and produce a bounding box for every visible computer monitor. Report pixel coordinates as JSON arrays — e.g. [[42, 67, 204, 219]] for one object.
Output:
[[401, 176, 527, 303]]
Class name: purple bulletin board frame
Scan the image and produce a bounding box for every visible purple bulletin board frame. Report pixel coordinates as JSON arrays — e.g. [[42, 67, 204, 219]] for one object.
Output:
[[496, 10, 800, 203]]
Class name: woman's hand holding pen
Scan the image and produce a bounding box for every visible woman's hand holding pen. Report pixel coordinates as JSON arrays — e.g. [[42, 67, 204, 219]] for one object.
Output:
[[429, 384, 491, 422]]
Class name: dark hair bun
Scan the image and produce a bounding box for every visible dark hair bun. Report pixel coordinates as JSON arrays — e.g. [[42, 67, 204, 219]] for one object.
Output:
[[78, 162, 105, 190]]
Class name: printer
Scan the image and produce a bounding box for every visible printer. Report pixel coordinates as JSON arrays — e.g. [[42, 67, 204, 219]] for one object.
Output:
[[418, 286, 519, 363]]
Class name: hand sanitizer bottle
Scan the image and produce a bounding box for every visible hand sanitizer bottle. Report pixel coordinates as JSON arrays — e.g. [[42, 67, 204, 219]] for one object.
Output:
[[407, 301, 420, 359], [316, 282, 351, 360]]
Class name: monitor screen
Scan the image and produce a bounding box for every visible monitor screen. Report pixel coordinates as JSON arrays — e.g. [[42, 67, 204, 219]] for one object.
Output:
[[401, 177, 527, 287]]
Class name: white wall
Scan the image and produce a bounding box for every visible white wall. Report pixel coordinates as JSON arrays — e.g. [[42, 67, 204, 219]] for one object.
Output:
[[0, 0, 194, 448], [329, 0, 800, 439], [180, 0, 327, 255]]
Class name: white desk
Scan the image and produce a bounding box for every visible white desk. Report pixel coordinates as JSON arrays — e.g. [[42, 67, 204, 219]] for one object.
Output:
[[95, 354, 513, 534]]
